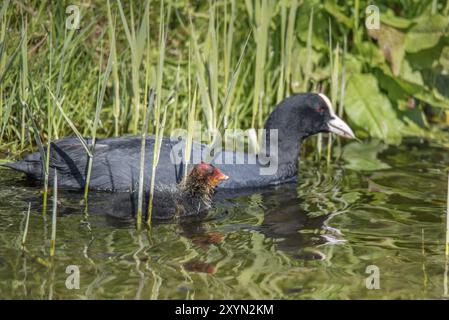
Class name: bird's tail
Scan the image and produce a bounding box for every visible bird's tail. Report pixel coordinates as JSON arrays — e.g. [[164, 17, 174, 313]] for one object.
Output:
[[1, 153, 43, 179], [1, 160, 29, 172]]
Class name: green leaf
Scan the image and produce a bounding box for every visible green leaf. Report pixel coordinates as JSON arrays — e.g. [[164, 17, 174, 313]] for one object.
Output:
[[356, 41, 385, 67], [439, 46, 449, 72], [407, 40, 445, 70], [378, 64, 449, 109], [344, 73, 403, 144], [380, 10, 413, 29], [399, 59, 423, 85], [323, 0, 352, 28], [342, 140, 390, 171], [405, 14, 449, 53], [344, 53, 364, 74]]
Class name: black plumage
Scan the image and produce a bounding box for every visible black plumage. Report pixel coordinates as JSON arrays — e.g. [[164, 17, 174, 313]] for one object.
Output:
[[3, 93, 354, 192]]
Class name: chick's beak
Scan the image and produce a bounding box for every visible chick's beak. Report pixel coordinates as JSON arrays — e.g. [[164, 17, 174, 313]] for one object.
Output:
[[327, 115, 356, 139], [215, 172, 229, 182], [210, 170, 229, 186]]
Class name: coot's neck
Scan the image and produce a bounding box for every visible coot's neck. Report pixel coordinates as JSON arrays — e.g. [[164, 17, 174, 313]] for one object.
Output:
[[263, 130, 303, 177], [263, 115, 307, 179]]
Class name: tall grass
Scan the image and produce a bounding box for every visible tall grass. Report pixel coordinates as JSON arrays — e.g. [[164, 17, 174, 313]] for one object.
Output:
[[327, 21, 339, 165], [19, 15, 28, 151], [302, 7, 314, 92], [106, 0, 121, 136], [83, 44, 113, 204], [42, 31, 53, 215], [117, 0, 150, 134], [277, 0, 298, 103], [250, 0, 272, 129], [0, 1, 352, 155], [136, 1, 156, 228], [147, 0, 170, 225], [190, 18, 214, 135], [182, 45, 195, 180]]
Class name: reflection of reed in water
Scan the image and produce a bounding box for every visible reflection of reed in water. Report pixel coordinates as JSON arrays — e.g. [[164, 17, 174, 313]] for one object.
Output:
[[444, 172, 449, 297]]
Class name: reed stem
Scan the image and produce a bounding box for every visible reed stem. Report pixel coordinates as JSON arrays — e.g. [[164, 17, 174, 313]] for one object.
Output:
[[21, 202, 31, 250], [83, 45, 113, 205], [136, 90, 154, 229], [147, 0, 169, 225], [107, 0, 121, 136], [445, 171, 449, 257], [50, 168, 57, 257], [445, 171, 449, 296]]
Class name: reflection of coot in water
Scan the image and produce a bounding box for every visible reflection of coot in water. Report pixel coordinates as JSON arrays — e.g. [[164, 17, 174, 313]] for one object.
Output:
[[10, 165, 339, 259], [256, 186, 335, 256]]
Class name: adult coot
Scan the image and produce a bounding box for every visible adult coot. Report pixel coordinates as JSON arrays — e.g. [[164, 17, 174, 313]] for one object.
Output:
[[3, 93, 354, 191]]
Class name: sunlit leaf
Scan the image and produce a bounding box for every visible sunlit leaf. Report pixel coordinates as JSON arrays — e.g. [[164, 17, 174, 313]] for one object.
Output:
[[380, 10, 414, 29], [344, 73, 403, 144], [405, 14, 449, 53], [342, 140, 390, 171]]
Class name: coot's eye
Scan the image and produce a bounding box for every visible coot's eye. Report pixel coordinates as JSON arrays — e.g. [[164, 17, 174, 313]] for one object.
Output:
[[315, 105, 324, 113]]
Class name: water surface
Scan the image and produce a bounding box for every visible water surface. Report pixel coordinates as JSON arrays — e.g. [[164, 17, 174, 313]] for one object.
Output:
[[0, 138, 448, 299]]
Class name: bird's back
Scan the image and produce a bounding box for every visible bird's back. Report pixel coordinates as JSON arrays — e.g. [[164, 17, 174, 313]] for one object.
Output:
[[3, 135, 297, 192], [3, 136, 182, 191]]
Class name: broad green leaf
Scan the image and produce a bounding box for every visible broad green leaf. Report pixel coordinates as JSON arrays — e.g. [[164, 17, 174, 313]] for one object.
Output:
[[344, 73, 403, 144], [379, 64, 449, 109], [356, 41, 385, 67], [344, 53, 363, 74], [399, 59, 423, 85], [342, 140, 390, 171], [375, 68, 409, 103], [407, 40, 445, 70], [401, 107, 428, 128], [405, 14, 449, 53]]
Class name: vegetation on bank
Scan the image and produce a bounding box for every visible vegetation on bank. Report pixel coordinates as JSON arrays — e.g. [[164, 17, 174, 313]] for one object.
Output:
[[1, 0, 449, 158]]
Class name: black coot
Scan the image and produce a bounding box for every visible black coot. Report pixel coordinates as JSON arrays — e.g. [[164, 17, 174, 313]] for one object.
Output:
[[3, 93, 354, 191]]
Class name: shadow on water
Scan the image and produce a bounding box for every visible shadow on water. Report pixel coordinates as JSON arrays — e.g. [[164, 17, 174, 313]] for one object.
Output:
[[0, 138, 448, 299]]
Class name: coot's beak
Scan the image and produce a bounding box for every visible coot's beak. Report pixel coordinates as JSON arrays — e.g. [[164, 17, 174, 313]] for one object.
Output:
[[318, 93, 355, 139], [327, 115, 355, 139]]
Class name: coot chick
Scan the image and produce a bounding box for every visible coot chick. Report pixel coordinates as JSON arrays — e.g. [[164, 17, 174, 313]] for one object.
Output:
[[3, 93, 355, 192], [149, 162, 228, 220]]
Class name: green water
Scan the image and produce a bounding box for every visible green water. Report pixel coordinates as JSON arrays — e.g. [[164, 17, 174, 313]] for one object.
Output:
[[0, 139, 448, 299]]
